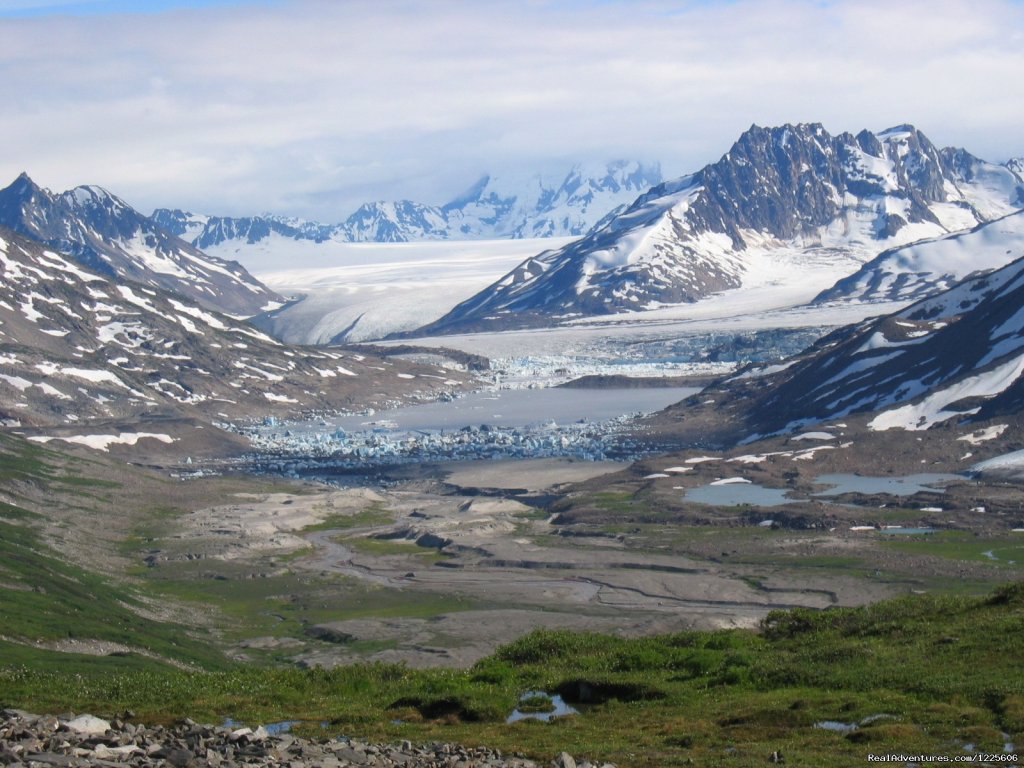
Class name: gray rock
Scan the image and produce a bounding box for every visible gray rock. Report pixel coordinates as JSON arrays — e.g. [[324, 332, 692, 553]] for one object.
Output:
[[2, 711, 615, 768]]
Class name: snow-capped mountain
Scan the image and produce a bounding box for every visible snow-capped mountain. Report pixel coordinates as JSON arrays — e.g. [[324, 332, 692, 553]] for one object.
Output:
[[151, 209, 336, 251], [0, 174, 282, 317], [719, 244, 1024, 437], [1007, 158, 1024, 180], [151, 160, 662, 253], [0, 226, 465, 427], [343, 200, 450, 242], [444, 160, 663, 239], [418, 124, 1023, 335], [814, 209, 1024, 305]]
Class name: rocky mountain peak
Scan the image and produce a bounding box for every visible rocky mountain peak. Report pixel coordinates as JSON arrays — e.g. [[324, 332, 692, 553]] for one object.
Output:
[[0, 173, 282, 317], [692, 122, 854, 247], [415, 123, 1023, 335], [0, 225, 464, 427], [1006, 158, 1024, 205], [0, 172, 49, 221], [345, 200, 450, 242], [8, 171, 41, 195], [877, 125, 950, 204], [58, 185, 132, 219]]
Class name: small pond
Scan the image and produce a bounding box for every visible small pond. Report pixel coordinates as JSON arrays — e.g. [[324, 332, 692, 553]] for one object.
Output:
[[813, 473, 960, 497], [683, 482, 803, 507], [876, 527, 937, 535], [506, 691, 579, 724]]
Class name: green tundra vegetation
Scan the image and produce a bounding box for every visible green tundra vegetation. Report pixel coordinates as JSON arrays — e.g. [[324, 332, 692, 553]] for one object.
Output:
[[2, 584, 1023, 767], [2, 433, 1023, 766]]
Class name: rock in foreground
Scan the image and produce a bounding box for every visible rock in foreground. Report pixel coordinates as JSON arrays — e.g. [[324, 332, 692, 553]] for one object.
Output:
[[0, 710, 615, 768]]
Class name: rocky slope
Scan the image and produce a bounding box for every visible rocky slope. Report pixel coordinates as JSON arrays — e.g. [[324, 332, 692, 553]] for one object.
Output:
[[705, 244, 1024, 437], [0, 174, 281, 317], [417, 124, 1023, 334], [0, 226, 465, 428], [814, 208, 1024, 304], [152, 160, 662, 251]]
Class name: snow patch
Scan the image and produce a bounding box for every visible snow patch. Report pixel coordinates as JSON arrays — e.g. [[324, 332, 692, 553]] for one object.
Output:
[[958, 424, 1009, 445], [263, 392, 299, 403], [27, 432, 175, 451], [869, 354, 1024, 431]]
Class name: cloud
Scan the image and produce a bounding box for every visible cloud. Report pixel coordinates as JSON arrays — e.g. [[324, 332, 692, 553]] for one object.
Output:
[[0, 0, 1021, 220]]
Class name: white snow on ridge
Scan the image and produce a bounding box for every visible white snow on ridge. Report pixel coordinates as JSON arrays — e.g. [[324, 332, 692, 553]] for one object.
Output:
[[34, 363, 128, 387], [973, 448, 1024, 474], [168, 298, 228, 331], [823, 210, 1024, 305], [116, 285, 157, 313], [792, 432, 835, 441], [0, 373, 32, 391], [120, 233, 190, 278], [868, 354, 1024, 431]]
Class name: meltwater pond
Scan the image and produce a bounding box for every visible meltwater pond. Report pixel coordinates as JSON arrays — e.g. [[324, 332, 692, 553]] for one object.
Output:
[[682, 472, 964, 509], [684, 483, 803, 507], [812, 473, 960, 497]]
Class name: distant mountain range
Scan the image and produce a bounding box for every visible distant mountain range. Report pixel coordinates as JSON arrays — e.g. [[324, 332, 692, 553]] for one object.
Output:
[[4, 123, 1024, 449], [416, 124, 1023, 335], [152, 160, 663, 250], [0, 173, 281, 317]]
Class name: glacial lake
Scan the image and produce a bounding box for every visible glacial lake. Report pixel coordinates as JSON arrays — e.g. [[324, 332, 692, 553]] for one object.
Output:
[[249, 385, 704, 468], [308, 386, 700, 434]]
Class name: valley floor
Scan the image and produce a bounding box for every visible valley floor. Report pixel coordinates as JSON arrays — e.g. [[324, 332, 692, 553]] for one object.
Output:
[[3, 402, 1024, 766], [7, 410, 1020, 672]]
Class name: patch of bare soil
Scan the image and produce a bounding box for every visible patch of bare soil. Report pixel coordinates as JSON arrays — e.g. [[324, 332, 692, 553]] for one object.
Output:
[[441, 458, 624, 492], [157, 461, 868, 668]]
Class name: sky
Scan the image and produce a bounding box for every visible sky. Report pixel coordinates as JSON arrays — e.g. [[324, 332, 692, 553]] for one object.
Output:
[[1, 0, 1022, 221]]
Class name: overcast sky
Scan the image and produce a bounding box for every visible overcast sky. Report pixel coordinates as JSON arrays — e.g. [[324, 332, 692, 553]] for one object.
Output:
[[1, 0, 1022, 221]]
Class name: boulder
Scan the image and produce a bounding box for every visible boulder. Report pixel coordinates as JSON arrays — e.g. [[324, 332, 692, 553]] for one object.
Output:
[[64, 715, 110, 736]]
